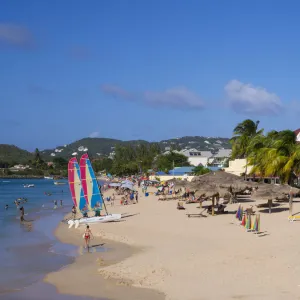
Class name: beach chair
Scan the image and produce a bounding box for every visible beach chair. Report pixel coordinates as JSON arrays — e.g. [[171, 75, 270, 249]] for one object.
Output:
[[186, 208, 207, 218], [207, 204, 228, 215]]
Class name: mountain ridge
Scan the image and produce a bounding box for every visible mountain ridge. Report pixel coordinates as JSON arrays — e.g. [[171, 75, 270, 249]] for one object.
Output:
[[0, 136, 232, 163]]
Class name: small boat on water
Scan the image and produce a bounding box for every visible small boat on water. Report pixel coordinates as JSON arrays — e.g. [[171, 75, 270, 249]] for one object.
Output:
[[44, 176, 54, 180], [54, 181, 66, 185], [23, 184, 35, 188]]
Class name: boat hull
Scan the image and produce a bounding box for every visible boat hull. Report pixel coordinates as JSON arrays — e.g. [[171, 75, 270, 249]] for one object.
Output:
[[79, 214, 121, 223], [67, 214, 121, 228]]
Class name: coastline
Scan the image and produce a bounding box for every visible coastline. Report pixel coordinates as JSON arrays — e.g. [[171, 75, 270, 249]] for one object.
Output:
[[45, 212, 165, 300]]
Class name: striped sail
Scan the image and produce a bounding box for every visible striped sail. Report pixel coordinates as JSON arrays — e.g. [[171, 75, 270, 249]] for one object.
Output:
[[68, 157, 86, 210], [80, 153, 103, 210]]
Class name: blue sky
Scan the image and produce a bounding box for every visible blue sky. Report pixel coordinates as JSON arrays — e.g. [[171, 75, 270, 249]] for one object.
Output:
[[1, 0, 300, 151]]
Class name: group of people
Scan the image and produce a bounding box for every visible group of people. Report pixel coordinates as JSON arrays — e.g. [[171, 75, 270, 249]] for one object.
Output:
[[121, 190, 138, 205]]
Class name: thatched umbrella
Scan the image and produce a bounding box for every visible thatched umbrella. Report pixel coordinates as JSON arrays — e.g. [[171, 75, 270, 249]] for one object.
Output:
[[191, 171, 258, 203], [251, 184, 300, 214]]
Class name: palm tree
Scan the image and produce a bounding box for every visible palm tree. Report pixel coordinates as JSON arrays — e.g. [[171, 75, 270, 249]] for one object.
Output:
[[230, 119, 262, 178], [247, 129, 300, 184]]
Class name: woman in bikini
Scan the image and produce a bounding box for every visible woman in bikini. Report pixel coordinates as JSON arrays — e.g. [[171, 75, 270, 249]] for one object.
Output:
[[84, 225, 93, 249]]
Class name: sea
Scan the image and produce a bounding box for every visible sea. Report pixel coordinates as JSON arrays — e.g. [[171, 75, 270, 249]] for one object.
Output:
[[0, 179, 104, 300]]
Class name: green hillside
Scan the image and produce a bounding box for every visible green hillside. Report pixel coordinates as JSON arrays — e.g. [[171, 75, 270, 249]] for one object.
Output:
[[40, 136, 231, 161], [0, 136, 232, 164], [0, 144, 33, 165]]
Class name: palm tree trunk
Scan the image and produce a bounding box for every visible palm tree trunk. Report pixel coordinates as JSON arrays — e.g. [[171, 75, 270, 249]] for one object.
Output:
[[289, 192, 293, 216], [244, 158, 248, 180]]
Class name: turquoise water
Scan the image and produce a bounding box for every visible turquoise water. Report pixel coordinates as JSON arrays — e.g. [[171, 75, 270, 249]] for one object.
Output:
[[0, 179, 106, 299]]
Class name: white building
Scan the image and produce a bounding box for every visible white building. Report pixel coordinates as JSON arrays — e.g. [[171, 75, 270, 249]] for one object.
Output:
[[208, 149, 232, 168], [179, 148, 213, 166], [224, 158, 252, 176], [161, 148, 232, 167]]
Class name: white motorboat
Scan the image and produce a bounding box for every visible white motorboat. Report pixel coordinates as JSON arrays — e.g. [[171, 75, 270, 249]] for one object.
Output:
[[68, 214, 122, 228], [44, 176, 54, 180], [54, 181, 66, 185], [23, 184, 35, 188]]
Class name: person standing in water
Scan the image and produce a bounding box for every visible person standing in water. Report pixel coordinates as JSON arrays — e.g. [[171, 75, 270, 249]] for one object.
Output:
[[60, 200, 63, 206], [54, 200, 58, 209], [5, 204, 8, 210], [84, 225, 93, 249], [20, 206, 25, 222]]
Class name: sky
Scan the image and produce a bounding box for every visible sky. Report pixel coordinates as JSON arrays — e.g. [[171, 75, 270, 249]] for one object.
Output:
[[1, 0, 300, 151]]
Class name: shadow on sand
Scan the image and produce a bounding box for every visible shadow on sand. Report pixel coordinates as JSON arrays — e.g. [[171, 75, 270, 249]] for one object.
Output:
[[258, 207, 289, 214], [121, 213, 140, 219]]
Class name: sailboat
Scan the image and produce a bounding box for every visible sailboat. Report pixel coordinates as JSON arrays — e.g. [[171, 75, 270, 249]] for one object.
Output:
[[68, 157, 87, 211], [67, 155, 121, 228]]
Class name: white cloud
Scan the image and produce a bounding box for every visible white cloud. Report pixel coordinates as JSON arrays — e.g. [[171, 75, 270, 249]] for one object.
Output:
[[225, 80, 283, 115], [101, 84, 204, 110], [89, 132, 100, 138], [144, 87, 204, 109], [0, 23, 33, 47]]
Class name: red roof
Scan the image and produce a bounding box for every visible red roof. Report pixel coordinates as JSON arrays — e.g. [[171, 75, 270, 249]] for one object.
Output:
[[295, 129, 300, 136]]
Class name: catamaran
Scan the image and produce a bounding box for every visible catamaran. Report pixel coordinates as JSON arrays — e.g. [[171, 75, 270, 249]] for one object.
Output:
[[67, 155, 121, 228]]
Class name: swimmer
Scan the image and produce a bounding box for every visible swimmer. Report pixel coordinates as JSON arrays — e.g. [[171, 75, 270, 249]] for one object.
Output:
[[5, 204, 8, 210]]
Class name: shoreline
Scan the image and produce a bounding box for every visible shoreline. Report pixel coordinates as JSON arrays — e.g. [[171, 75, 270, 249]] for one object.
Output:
[[45, 212, 165, 300]]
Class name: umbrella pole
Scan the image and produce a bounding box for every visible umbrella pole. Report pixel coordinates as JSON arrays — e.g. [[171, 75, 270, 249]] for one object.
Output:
[[289, 192, 293, 217], [268, 199, 272, 214]]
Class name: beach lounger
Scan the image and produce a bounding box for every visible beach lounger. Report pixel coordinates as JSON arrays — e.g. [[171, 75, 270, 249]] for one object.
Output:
[[207, 204, 228, 215], [186, 208, 207, 218]]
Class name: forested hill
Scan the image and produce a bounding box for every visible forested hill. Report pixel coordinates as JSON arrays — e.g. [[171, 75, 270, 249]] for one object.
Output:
[[40, 136, 231, 160], [0, 145, 33, 165], [0, 136, 231, 164]]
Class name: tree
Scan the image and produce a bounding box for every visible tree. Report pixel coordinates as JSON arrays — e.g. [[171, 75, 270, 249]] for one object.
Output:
[[53, 157, 68, 169], [155, 151, 190, 173], [230, 119, 263, 179], [248, 130, 300, 184], [192, 165, 210, 175], [92, 158, 113, 173]]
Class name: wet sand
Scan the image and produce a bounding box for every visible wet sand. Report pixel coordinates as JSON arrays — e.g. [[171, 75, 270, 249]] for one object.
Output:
[[46, 218, 165, 300]]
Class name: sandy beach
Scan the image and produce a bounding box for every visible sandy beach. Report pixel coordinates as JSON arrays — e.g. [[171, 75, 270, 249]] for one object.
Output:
[[47, 186, 300, 300]]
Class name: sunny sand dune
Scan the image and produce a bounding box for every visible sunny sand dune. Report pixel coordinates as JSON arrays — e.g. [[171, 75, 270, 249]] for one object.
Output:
[[50, 186, 300, 300]]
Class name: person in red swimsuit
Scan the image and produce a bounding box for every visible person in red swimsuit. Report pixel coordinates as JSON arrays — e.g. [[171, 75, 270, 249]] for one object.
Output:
[[84, 225, 93, 249]]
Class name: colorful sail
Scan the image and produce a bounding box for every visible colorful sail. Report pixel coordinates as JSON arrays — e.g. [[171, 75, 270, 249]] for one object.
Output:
[[68, 157, 86, 210], [80, 153, 103, 210]]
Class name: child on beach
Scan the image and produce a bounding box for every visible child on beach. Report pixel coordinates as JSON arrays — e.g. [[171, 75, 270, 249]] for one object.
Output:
[[83, 225, 93, 249], [72, 206, 76, 219]]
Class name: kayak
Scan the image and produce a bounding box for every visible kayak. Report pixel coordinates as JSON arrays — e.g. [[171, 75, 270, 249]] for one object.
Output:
[[68, 214, 121, 228]]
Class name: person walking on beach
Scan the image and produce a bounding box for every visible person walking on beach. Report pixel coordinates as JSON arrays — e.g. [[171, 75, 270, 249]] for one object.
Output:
[[111, 193, 115, 206], [84, 225, 93, 249], [135, 191, 138, 203]]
